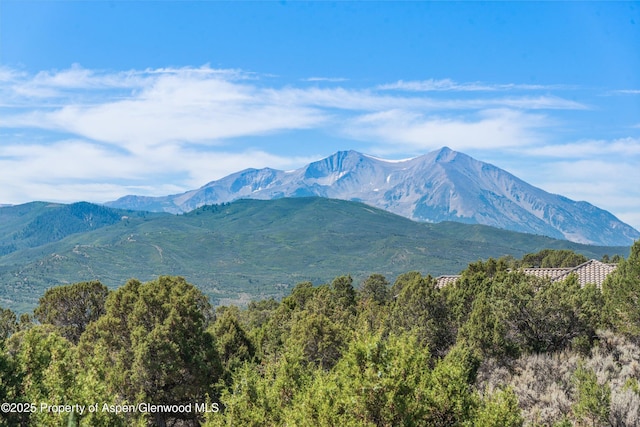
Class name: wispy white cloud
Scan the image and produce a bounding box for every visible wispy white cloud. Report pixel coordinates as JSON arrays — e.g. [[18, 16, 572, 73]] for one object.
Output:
[[531, 157, 640, 231], [377, 78, 566, 92], [9, 66, 142, 99], [3, 64, 255, 104], [0, 137, 316, 203], [302, 77, 349, 82], [342, 108, 547, 152], [1, 64, 637, 231], [1, 70, 328, 149], [271, 86, 585, 112], [0, 67, 25, 83], [522, 137, 640, 158], [0, 65, 585, 152], [610, 89, 640, 95]]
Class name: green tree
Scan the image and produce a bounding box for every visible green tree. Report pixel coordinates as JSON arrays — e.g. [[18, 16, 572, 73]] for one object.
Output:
[[389, 272, 455, 357], [457, 292, 518, 362], [330, 275, 357, 315], [602, 240, 640, 341], [211, 306, 255, 384], [252, 282, 323, 362], [0, 345, 22, 427], [34, 280, 109, 344], [475, 387, 524, 427], [359, 274, 391, 305], [242, 298, 278, 332], [445, 258, 508, 329], [288, 332, 434, 426], [0, 306, 17, 342], [287, 310, 347, 370], [355, 295, 391, 336], [79, 276, 221, 427], [281, 281, 315, 312], [611, 254, 623, 264], [357, 275, 392, 335], [572, 362, 611, 426], [279, 277, 362, 370], [5, 325, 78, 427], [390, 270, 422, 296], [422, 343, 481, 426], [493, 272, 601, 354], [520, 249, 587, 268], [207, 363, 272, 426], [206, 351, 312, 426]]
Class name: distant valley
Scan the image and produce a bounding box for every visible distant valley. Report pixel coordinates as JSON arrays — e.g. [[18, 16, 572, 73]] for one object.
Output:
[[106, 147, 640, 247], [0, 198, 630, 313]]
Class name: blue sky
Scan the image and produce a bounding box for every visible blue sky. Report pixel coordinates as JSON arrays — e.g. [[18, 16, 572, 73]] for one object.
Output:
[[1, 1, 639, 230]]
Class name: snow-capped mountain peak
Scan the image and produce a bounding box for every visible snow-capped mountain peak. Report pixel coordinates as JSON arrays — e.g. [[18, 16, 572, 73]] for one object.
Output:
[[106, 147, 640, 246]]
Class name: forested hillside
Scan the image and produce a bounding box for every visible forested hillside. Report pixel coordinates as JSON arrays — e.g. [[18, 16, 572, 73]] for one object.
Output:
[[1, 245, 640, 426], [0, 198, 628, 313]]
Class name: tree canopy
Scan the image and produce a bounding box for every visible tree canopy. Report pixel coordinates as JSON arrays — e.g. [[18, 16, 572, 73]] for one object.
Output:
[[1, 245, 639, 426]]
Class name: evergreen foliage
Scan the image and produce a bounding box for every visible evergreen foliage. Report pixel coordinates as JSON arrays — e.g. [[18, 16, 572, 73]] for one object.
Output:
[[18, 202, 125, 248], [602, 240, 640, 341], [1, 244, 639, 426], [0, 198, 626, 314], [388, 272, 455, 357], [359, 273, 391, 305], [34, 281, 108, 344], [78, 276, 221, 426], [573, 362, 611, 426], [519, 249, 588, 268], [0, 307, 17, 342]]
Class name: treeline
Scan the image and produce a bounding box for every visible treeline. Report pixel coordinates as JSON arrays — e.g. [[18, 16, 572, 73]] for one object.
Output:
[[1, 245, 639, 426]]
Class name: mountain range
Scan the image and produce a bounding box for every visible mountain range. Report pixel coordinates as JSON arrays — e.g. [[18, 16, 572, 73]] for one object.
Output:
[[107, 147, 640, 247]]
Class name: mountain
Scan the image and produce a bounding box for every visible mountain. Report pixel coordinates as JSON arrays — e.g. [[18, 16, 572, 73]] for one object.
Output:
[[107, 147, 640, 246], [0, 201, 164, 256], [0, 198, 629, 313]]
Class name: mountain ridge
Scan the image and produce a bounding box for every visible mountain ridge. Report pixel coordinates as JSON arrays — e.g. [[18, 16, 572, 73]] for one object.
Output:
[[0, 197, 630, 313], [106, 147, 639, 246]]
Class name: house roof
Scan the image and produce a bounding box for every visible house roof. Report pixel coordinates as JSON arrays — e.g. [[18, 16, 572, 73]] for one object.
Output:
[[435, 259, 617, 289], [520, 267, 572, 280], [435, 275, 461, 288], [550, 259, 617, 287]]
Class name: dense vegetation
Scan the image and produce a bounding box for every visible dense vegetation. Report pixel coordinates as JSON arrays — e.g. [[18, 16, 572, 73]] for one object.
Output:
[[1, 245, 639, 426], [0, 198, 628, 313]]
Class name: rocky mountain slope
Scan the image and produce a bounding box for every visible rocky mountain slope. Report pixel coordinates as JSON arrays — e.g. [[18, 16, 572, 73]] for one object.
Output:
[[107, 147, 640, 246]]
